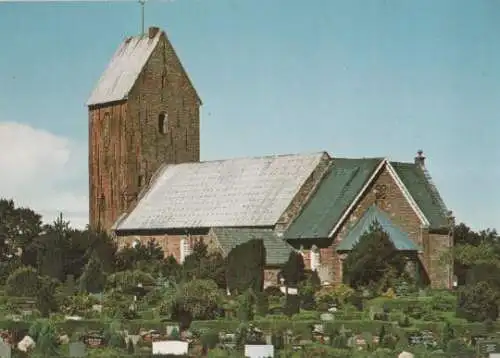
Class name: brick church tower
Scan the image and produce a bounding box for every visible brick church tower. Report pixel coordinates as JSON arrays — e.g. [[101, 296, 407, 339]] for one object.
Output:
[[86, 27, 201, 231]]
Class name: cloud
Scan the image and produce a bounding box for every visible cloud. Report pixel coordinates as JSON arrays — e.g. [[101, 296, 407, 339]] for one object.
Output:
[[0, 122, 88, 229]]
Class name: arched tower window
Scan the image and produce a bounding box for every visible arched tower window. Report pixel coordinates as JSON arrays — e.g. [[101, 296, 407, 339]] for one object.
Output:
[[158, 113, 168, 134]]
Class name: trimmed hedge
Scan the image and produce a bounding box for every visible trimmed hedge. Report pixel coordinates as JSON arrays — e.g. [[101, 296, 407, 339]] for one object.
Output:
[[0, 316, 497, 340]]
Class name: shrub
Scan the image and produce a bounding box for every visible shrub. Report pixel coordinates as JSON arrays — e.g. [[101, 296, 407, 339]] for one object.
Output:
[[237, 290, 255, 321], [284, 295, 301, 316], [255, 292, 269, 316], [429, 291, 456, 312], [176, 279, 221, 320], [6, 266, 40, 297], [343, 221, 406, 291], [200, 330, 219, 351], [457, 282, 499, 322], [226, 239, 266, 294], [280, 251, 306, 287]]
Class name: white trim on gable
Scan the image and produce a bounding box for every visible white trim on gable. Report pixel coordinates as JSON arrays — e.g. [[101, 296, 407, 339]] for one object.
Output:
[[328, 159, 387, 238], [328, 158, 430, 238], [385, 162, 430, 227]]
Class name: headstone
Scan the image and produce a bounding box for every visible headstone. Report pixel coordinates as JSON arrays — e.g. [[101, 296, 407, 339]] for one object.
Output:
[[244, 344, 274, 358], [398, 352, 414, 358], [265, 334, 272, 345], [320, 313, 334, 321], [0, 339, 11, 358], [478, 341, 500, 355], [69, 342, 86, 357], [166, 325, 180, 336], [152, 340, 188, 355], [312, 324, 324, 334]]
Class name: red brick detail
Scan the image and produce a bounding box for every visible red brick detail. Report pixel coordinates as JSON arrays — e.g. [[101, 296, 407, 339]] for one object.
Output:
[[317, 164, 452, 288]]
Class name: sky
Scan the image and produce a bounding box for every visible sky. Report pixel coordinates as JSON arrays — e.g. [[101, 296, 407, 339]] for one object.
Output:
[[0, 0, 499, 231]]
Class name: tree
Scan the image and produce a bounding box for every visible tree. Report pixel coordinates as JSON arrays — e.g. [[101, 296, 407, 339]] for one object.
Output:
[[343, 221, 406, 291], [457, 281, 499, 322], [0, 198, 43, 251], [175, 279, 220, 320], [115, 239, 164, 272], [182, 240, 226, 288], [280, 251, 306, 287], [36, 276, 59, 317], [79, 253, 106, 294], [6, 266, 40, 297], [449, 223, 500, 285], [226, 239, 266, 294], [0, 199, 43, 282], [28, 319, 60, 357]]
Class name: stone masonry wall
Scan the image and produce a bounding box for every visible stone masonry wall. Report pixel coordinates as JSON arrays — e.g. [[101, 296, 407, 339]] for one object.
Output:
[[89, 29, 200, 231]]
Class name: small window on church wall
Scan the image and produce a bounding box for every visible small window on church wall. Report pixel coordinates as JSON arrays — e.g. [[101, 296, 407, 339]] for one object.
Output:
[[138, 175, 144, 188], [158, 113, 168, 134]]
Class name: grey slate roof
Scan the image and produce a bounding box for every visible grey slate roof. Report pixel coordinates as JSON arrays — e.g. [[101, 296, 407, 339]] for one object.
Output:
[[337, 205, 421, 251], [116, 152, 326, 231], [86, 32, 161, 106], [212, 228, 292, 266]]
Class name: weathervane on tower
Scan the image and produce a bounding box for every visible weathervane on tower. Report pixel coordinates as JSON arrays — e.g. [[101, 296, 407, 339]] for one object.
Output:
[[139, 0, 146, 35]]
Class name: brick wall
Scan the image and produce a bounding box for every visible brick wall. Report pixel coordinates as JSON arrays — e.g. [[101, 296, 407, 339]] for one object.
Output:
[[89, 102, 129, 230], [275, 153, 331, 232], [325, 163, 439, 286], [428, 233, 453, 288], [117, 230, 219, 263], [89, 31, 200, 231]]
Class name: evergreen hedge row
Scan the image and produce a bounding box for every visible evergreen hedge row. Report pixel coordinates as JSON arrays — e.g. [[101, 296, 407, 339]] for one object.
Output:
[[0, 318, 494, 340]]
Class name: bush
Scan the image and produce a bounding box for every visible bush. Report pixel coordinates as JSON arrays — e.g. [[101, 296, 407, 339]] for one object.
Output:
[[226, 239, 266, 294], [457, 282, 499, 322], [255, 292, 269, 316], [176, 279, 221, 320], [6, 266, 40, 297], [284, 295, 300, 316], [343, 221, 406, 291], [237, 290, 255, 321], [200, 330, 219, 351]]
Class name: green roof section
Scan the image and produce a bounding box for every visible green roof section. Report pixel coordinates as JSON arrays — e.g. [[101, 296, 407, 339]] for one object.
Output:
[[212, 228, 292, 266], [337, 205, 421, 251], [390, 162, 449, 229], [284, 158, 383, 240]]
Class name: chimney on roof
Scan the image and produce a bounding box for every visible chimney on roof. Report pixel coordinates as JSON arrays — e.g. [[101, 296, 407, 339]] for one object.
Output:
[[414, 150, 426, 168], [148, 26, 160, 39]]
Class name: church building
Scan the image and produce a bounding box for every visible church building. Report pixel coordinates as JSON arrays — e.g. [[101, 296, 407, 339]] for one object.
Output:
[[87, 27, 454, 289]]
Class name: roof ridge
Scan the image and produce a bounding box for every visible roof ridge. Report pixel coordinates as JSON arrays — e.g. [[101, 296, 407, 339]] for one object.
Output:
[[194, 151, 327, 165]]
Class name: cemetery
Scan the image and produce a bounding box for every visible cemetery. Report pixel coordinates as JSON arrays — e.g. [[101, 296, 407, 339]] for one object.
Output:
[[0, 205, 498, 357]]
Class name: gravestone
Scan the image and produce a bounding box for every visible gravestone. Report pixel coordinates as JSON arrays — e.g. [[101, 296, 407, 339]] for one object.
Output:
[[69, 342, 86, 357], [245, 344, 274, 358], [166, 325, 180, 336], [0, 339, 11, 358], [478, 341, 500, 355], [320, 313, 334, 321], [265, 333, 272, 345]]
